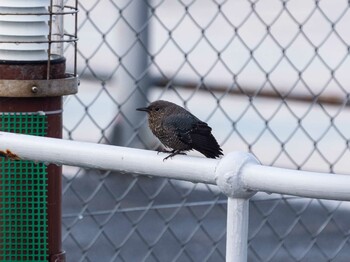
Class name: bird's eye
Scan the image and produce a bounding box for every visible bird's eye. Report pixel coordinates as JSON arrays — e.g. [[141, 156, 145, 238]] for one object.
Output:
[[155, 107, 160, 111]]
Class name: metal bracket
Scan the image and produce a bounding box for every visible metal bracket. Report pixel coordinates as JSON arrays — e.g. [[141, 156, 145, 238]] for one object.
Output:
[[215, 152, 259, 199], [0, 74, 79, 97]]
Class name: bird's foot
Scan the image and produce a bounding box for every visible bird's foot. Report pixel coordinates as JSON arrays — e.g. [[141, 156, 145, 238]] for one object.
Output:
[[163, 150, 186, 161]]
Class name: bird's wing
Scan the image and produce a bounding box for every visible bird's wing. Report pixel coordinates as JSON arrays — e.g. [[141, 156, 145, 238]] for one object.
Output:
[[163, 115, 223, 158], [163, 115, 212, 145]]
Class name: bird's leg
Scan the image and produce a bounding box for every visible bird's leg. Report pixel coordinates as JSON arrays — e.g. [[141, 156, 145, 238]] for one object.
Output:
[[157, 148, 173, 155], [163, 150, 186, 161]]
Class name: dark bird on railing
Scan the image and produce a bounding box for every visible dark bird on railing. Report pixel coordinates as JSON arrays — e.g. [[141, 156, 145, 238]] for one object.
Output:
[[137, 100, 223, 160]]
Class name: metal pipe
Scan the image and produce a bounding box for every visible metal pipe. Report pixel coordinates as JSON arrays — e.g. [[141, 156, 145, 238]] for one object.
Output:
[[241, 164, 350, 201], [0, 131, 218, 185], [226, 198, 249, 262], [1, 132, 350, 202]]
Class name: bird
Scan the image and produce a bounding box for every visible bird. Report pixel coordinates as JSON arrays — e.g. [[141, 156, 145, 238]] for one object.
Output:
[[137, 100, 223, 160]]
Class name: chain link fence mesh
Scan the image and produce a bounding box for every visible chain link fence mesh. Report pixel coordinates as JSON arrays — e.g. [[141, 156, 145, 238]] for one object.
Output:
[[62, 0, 350, 261]]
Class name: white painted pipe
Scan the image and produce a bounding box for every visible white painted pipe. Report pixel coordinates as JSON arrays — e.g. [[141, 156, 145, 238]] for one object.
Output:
[[0, 131, 218, 185], [1, 131, 350, 201], [241, 164, 350, 201], [226, 198, 249, 262]]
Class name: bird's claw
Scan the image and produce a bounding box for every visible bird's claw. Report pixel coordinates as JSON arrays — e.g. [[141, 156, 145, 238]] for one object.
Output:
[[162, 150, 186, 161]]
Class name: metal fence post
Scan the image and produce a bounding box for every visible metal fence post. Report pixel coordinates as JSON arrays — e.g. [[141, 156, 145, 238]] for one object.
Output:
[[226, 198, 250, 262], [112, 0, 152, 147], [215, 152, 259, 262]]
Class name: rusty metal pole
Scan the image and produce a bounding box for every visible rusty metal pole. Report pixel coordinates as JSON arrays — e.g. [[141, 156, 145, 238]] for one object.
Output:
[[0, 61, 67, 261], [0, 1, 78, 261]]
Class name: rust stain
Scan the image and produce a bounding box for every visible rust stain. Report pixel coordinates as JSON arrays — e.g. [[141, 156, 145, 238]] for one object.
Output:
[[0, 149, 21, 160]]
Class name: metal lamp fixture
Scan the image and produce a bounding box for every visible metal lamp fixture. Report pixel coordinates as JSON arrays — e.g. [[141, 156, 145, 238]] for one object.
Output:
[[0, 0, 78, 96]]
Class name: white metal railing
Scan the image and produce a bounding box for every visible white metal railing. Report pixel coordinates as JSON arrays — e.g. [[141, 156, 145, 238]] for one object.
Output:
[[0, 131, 349, 262]]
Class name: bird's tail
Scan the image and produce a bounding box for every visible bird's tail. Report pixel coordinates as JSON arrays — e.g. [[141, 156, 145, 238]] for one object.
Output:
[[191, 133, 223, 159]]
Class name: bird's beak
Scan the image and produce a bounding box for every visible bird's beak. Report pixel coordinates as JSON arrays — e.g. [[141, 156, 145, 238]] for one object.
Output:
[[136, 107, 150, 112]]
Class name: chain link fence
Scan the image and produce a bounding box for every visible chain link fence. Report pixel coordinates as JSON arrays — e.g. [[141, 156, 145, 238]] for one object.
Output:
[[62, 0, 350, 261]]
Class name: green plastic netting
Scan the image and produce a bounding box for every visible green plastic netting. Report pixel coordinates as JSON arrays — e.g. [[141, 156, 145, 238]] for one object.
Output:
[[0, 113, 48, 261]]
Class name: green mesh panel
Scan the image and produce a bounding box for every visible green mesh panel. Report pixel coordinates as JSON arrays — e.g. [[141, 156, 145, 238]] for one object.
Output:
[[0, 114, 47, 135], [0, 113, 48, 261]]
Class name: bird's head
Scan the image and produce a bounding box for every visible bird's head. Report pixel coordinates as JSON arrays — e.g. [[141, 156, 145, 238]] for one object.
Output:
[[136, 100, 174, 118]]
